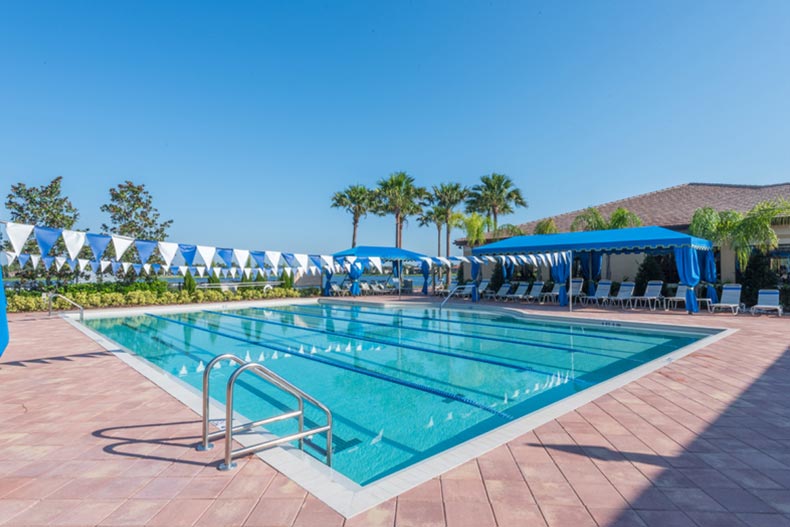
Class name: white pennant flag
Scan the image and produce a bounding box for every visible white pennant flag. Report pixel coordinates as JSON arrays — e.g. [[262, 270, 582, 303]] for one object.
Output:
[[196, 245, 216, 267], [100, 260, 111, 272], [178, 265, 188, 276], [243, 267, 251, 279], [30, 254, 41, 269], [121, 262, 132, 274], [0, 251, 16, 266], [230, 267, 238, 278], [111, 235, 134, 260], [196, 266, 205, 277], [233, 249, 250, 268], [212, 267, 222, 278], [78, 258, 90, 271], [158, 242, 179, 268], [368, 257, 383, 273], [283, 267, 293, 277], [143, 263, 151, 275], [55, 256, 67, 271], [293, 253, 309, 270], [264, 251, 281, 268], [320, 255, 334, 269], [61, 230, 86, 260], [3, 222, 34, 254]]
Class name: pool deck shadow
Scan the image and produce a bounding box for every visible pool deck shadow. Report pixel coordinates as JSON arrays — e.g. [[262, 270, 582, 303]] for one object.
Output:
[[1, 300, 789, 526]]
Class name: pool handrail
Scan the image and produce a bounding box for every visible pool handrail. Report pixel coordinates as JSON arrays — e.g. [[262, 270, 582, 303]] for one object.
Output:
[[47, 293, 84, 322], [197, 353, 333, 470]]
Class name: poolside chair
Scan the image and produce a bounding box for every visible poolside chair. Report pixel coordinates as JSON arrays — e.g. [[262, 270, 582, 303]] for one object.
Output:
[[440, 281, 459, 297], [569, 278, 585, 303], [330, 283, 348, 296], [526, 281, 545, 303], [750, 289, 783, 316], [486, 283, 510, 300], [709, 283, 742, 314], [607, 282, 635, 309], [581, 280, 611, 306], [663, 285, 688, 310], [504, 282, 530, 302], [360, 282, 373, 295], [539, 283, 563, 304], [629, 280, 664, 310], [454, 284, 476, 299], [477, 280, 491, 297]]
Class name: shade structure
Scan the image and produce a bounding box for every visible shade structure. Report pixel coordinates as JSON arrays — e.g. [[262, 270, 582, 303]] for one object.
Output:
[[473, 226, 713, 313], [0, 270, 7, 358], [331, 246, 429, 297]]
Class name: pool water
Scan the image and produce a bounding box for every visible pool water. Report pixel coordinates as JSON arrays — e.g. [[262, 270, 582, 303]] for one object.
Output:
[[85, 302, 709, 485]]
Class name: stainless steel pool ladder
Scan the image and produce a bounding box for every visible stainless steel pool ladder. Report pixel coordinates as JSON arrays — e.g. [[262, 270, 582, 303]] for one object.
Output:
[[197, 353, 333, 471], [47, 293, 84, 322], [439, 284, 464, 311]]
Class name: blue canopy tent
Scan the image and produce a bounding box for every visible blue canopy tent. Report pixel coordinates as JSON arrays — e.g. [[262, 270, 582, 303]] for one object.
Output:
[[0, 270, 8, 358], [473, 226, 713, 313], [332, 246, 430, 298]]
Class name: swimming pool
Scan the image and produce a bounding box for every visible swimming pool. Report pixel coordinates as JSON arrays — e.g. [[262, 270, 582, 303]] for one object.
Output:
[[83, 300, 718, 487]]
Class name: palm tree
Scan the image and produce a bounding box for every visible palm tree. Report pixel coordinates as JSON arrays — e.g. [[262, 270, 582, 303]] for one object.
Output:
[[432, 183, 469, 259], [571, 206, 643, 279], [373, 172, 427, 248], [418, 205, 445, 257], [607, 207, 643, 230], [533, 218, 559, 234], [462, 213, 492, 248], [466, 173, 527, 234], [330, 185, 373, 247]]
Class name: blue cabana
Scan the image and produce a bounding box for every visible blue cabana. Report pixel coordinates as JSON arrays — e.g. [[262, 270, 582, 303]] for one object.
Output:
[[331, 246, 429, 298], [473, 226, 713, 313]]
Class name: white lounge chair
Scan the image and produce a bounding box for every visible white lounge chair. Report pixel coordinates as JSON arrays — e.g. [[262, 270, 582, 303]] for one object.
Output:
[[540, 283, 563, 304], [608, 282, 635, 309], [452, 284, 475, 299], [663, 284, 688, 310], [504, 283, 530, 302], [709, 283, 742, 314], [488, 283, 511, 300], [581, 280, 611, 306], [477, 280, 491, 296], [330, 283, 348, 296], [630, 280, 664, 310], [750, 289, 783, 316], [526, 281, 545, 303], [569, 278, 585, 303]]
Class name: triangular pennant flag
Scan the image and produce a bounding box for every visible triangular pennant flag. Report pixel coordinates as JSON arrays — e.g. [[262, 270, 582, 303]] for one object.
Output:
[[252, 268, 260, 280], [121, 262, 132, 274], [55, 256, 67, 271], [216, 248, 233, 267], [158, 242, 179, 268], [178, 244, 197, 266], [294, 253, 309, 270], [243, 267, 251, 279], [264, 251, 281, 268], [86, 233, 111, 261], [179, 266, 188, 276], [151, 263, 161, 273], [281, 253, 296, 267], [320, 255, 334, 269], [233, 249, 250, 268], [250, 251, 267, 269], [221, 268, 229, 277], [196, 245, 216, 267], [143, 263, 151, 274], [196, 266, 205, 277], [132, 264, 142, 275], [0, 251, 16, 266], [61, 230, 86, 260], [111, 235, 134, 260], [212, 267, 222, 278], [34, 226, 62, 256], [111, 261, 121, 274], [283, 267, 293, 277], [229, 267, 238, 278], [170, 265, 180, 275], [101, 260, 112, 272], [369, 256, 383, 273], [90, 261, 100, 274], [78, 258, 90, 271], [189, 266, 197, 275], [135, 240, 158, 265], [3, 223, 34, 254], [18, 253, 30, 268], [30, 254, 41, 269], [42, 255, 55, 270]]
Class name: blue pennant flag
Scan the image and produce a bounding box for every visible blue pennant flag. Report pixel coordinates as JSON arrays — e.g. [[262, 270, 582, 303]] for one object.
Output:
[[216, 248, 233, 267], [221, 268, 229, 277], [111, 261, 121, 274], [67, 258, 77, 269], [90, 261, 101, 274], [34, 226, 62, 256], [42, 256, 55, 271], [281, 253, 297, 267], [132, 264, 143, 275], [189, 266, 197, 275], [170, 265, 180, 275], [309, 255, 322, 268], [17, 254, 31, 268], [86, 233, 111, 261], [135, 240, 158, 265], [250, 251, 267, 269], [151, 263, 162, 273], [178, 244, 197, 266]]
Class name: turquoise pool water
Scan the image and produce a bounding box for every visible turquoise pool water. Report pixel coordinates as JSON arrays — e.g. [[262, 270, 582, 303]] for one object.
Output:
[[85, 302, 710, 485]]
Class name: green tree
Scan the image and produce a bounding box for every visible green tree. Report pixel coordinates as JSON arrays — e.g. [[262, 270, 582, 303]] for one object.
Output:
[[417, 205, 445, 257], [462, 213, 492, 248], [5, 176, 80, 229], [571, 206, 642, 279], [608, 207, 643, 229], [494, 224, 524, 237], [570, 207, 608, 232], [183, 270, 197, 294], [100, 181, 173, 240], [465, 173, 527, 233], [533, 218, 559, 235], [432, 183, 469, 258], [331, 185, 374, 248], [373, 172, 427, 248]]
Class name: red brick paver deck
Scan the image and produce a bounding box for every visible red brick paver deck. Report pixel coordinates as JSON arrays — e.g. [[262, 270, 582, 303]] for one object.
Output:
[[1, 301, 788, 526]]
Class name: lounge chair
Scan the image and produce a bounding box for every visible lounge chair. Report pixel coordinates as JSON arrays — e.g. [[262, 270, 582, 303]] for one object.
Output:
[[330, 283, 348, 296], [663, 285, 688, 310], [607, 282, 635, 309], [452, 284, 475, 299], [629, 280, 664, 310], [581, 280, 611, 306], [709, 283, 742, 314], [360, 282, 373, 295], [750, 289, 783, 316], [526, 281, 545, 303], [439, 282, 459, 297], [504, 283, 530, 302], [569, 278, 585, 303], [487, 283, 511, 300], [540, 283, 563, 304]]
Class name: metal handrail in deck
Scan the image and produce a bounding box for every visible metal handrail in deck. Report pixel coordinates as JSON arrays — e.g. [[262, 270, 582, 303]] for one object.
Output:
[[439, 284, 466, 311], [197, 354, 333, 470], [47, 293, 84, 322]]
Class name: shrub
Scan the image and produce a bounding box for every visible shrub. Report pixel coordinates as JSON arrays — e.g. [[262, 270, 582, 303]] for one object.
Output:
[[635, 255, 665, 296], [741, 251, 778, 306], [183, 271, 197, 294]]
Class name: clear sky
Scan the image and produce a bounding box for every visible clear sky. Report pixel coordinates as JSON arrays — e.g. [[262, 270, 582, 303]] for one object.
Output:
[[1, 1, 789, 256]]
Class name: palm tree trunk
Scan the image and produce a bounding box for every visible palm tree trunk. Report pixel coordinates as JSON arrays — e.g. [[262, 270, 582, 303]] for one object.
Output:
[[352, 218, 359, 248], [394, 214, 400, 248], [436, 225, 442, 256], [492, 210, 498, 235]]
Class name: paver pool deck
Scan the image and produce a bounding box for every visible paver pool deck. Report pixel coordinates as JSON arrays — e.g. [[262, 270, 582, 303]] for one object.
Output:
[[1, 298, 789, 526]]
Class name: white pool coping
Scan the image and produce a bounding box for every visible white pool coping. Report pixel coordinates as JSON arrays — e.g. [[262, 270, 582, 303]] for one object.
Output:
[[64, 298, 735, 518]]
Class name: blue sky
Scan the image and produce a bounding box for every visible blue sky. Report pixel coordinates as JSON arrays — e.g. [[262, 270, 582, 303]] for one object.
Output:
[[1, 1, 789, 255]]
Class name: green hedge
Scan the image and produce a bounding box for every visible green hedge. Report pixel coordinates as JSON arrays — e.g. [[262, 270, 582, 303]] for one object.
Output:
[[6, 286, 318, 313]]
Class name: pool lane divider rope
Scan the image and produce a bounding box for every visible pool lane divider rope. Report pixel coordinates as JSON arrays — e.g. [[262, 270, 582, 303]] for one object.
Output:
[[257, 306, 643, 364], [205, 309, 588, 385], [145, 313, 515, 420]]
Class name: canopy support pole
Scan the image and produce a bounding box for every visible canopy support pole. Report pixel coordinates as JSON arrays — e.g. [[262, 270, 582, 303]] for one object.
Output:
[[569, 250, 573, 312], [398, 259, 402, 299]]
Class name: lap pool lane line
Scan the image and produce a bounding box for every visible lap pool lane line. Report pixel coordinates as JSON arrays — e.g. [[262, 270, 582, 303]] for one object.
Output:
[[146, 313, 515, 420], [256, 306, 645, 364]]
